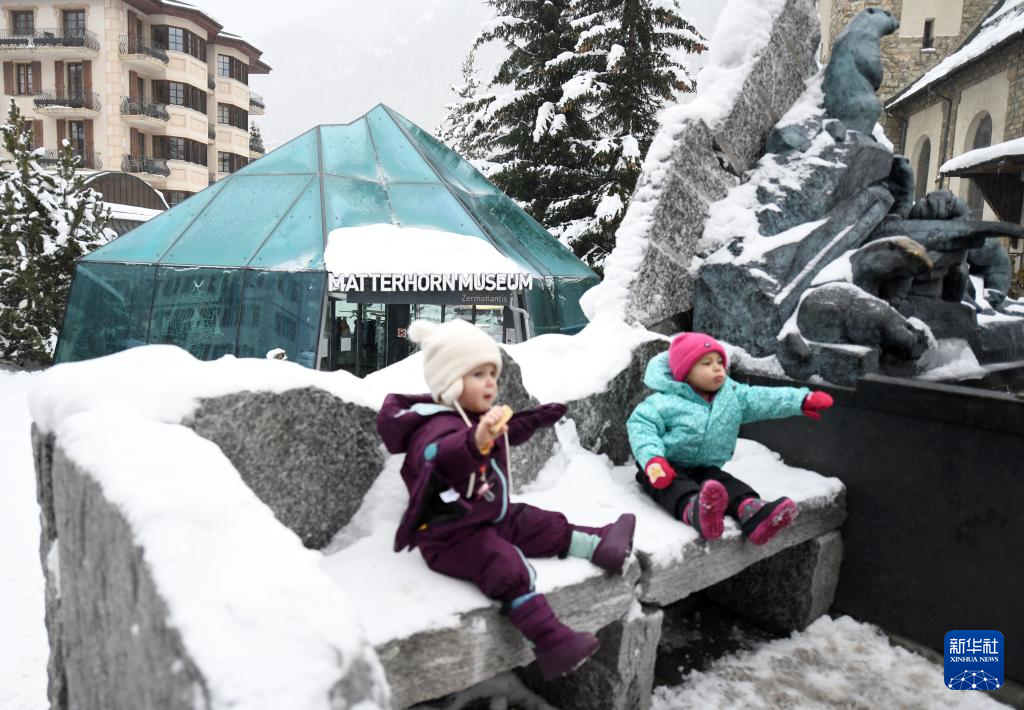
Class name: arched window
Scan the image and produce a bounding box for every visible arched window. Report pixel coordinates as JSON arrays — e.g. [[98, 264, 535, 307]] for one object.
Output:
[[966, 112, 993, 219], [914, 136, 931, 199]]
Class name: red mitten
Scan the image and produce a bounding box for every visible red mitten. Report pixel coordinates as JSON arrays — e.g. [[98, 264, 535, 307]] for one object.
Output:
[[801, 391, 834, 420], [645, 457, 676, 490]]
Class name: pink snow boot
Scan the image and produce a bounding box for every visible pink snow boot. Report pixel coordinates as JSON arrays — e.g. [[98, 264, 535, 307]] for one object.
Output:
[[740, 497, 799, 545], [681, 480, 728, 540], [508, 594, 600, 680], [590, 513, 636, 574]]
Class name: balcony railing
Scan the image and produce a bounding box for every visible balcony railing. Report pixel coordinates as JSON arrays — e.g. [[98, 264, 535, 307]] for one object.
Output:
[[122, 155, 170, 177], [34, 90, 102, 111], [208, 74, 216, 91], [121, 97, 170, 122], [118, 35, 169, 64], [36, 148, 102, 170], [248, 92, 265, 110], [249, 134, 265, 154], [0, 28, 100, 52]]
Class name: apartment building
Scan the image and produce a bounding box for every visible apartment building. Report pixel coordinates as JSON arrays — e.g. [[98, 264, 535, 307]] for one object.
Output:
[[0, 0, 269, 206]]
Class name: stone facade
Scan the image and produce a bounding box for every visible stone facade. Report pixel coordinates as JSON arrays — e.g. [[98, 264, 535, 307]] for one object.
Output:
[[821, 0, 995, 137]]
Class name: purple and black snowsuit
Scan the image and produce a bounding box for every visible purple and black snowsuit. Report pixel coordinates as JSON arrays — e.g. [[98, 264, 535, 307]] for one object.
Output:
[[377, 393, 589, 603]]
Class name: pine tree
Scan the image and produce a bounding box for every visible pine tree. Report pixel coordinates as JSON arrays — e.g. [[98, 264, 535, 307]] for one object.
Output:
[[0, 99, 113, 366], [569, 0, 706, 267], [442, 0, 706, 272], [438, 48, 485, 159], [468, 0, 603, 252]]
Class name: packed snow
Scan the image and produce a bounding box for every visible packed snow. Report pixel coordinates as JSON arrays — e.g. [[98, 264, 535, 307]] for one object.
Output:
[[887, 0, 1024, 109], [324, 224, 529, 277], [940, 136, 1024, 174], [653, 615, 1004, 710]]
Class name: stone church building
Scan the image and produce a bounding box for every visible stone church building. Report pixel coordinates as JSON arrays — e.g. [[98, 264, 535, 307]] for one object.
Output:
[[821, 0, 1024, 276]]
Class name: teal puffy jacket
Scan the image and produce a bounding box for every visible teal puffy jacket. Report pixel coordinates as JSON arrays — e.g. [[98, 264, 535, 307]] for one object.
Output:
[[627, 352, 810, 469]]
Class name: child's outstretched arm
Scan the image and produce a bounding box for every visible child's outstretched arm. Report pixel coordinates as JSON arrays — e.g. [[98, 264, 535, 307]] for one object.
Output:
[[734, 382, 832, 424], [506, 403, 567, 445]]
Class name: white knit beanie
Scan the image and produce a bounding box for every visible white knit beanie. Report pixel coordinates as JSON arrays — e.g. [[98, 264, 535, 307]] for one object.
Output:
[[408, 319, 502, 405]]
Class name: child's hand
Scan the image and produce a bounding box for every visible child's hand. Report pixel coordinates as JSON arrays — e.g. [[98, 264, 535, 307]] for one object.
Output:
[[801, 391, 834, 420], [645, 457, 676, 489], [475, 406, 509, 453]]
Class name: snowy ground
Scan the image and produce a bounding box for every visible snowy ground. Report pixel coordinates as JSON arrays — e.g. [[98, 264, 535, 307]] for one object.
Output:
[[1, 357, 1009, 709]]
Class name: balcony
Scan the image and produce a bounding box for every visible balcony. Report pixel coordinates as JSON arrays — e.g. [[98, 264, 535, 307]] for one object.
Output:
[[118, 35, 169, 73], [121, 97, 170, 128], [122, 155, 170, 178], [36, 148, 102, 170], [33, 90, 101, 116], [0, 28, 100, 57], [249, 133, 264, 156], [249, 92, 265, 115]]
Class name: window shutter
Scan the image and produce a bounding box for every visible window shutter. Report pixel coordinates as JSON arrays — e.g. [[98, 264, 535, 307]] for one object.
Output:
[[83, 60, 92, 95], [32, 120, 43, 149], [129, 70, 139, 100], [127, 11, 137, 45], [56, 119, 66, 145], [84, 120, 94, 167], [30, 61, 41, 94], [2, 63, 12, 96], [55, 61, 65, 96], [130, 127, 140, 157]]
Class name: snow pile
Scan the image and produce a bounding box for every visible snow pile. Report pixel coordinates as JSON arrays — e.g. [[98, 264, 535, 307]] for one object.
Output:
[[940, 136, 1024, 174], [325, 223, 529, 277], [581, 0, 790, 320], [888, 0, 1024, 109], [652, 615, 1003, 709], [28, 348, 391, 709]]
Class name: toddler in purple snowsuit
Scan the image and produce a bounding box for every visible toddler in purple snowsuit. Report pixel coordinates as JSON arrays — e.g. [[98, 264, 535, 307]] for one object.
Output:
[[377, 318, 636, 680]]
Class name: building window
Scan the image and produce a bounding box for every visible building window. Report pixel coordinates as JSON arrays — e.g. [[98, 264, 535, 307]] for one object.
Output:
[[153, 81, 208, 114], [216, 54, 248, 84], [217, 103, 248, 131], [165, 190, 193, 206], [151, 25, 207, 62], [67, 63, 84, 95], [63, 10, 87, 35], [12, 11, 34, 35], [914, 137, 931, 200], [154, 136, 208, 167], [15, 64, 33, 95], [922, 19, 935, 49], [965, 112, 993, 220], [68, 121, 86, 158], [217, 151, 248, 173]]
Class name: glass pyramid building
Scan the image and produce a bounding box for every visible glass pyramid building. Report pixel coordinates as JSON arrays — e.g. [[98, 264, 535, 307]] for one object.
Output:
[[55, 105, 599, 370]]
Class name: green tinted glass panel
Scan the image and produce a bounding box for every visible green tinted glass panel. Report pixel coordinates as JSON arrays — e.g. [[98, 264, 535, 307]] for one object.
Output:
[[523, 278, 560, 336], [236, 270, 325, 368], [147, 267, 243, 360], [366, 106, 437, 183], [248, 178, 325, 270], [54, 262, 157, 363], [387, 108, 500, 196], [237, 127, 320, 175], [320, 121, 380, 181], [83, 181, 228, 264], [554, 277, 597, 333], [323, 175, 393, 230], [388, 184, 485, 237], [162, 175, 315, 267], [472, 195, 596, 278]]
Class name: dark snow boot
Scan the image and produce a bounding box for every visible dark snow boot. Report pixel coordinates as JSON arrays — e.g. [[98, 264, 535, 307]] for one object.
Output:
[[508, 594, 600, 680], [590, 513, 636, 575], [681, 479, 728, 540], [741, 497, 799, 545]]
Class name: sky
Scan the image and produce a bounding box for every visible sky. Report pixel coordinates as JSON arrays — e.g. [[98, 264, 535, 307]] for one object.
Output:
[[202, 1, 725, 150]]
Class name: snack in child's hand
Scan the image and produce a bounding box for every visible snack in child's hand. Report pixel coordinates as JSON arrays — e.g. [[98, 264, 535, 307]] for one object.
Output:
[[491, 405, 514, 434]]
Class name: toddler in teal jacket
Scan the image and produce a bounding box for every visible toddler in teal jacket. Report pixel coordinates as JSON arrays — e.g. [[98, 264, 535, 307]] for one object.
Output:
[[627, 332, 834, 544]]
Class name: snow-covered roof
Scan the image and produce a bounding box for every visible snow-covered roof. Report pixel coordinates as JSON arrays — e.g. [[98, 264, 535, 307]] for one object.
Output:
[[940, 136, 1024, 174], [105, 202, 163, 222], [887, 0, 1024, 109]]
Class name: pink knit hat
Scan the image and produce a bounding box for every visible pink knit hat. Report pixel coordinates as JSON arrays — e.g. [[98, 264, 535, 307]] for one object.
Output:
[[668, 332, 728, 382]]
